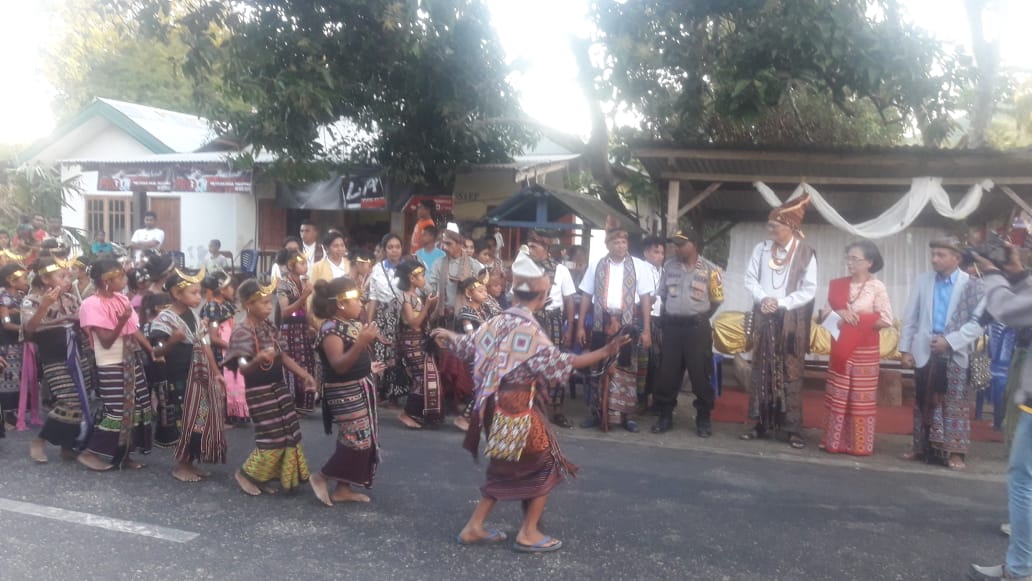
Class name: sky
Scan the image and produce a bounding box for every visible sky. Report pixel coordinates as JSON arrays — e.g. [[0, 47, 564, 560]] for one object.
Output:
[[0, 0, 1030, 146]]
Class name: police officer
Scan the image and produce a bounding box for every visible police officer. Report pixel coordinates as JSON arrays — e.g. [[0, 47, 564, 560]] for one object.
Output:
[[651, 229, 724, 436]]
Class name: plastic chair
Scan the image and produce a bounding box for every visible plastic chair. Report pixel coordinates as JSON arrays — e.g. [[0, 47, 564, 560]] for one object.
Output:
[[239, 249, 258, 276], [168, 251, 186, 269]]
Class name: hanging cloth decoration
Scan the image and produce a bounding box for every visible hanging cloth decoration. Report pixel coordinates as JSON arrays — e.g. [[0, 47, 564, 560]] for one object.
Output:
[[753, 177, 993, 240]]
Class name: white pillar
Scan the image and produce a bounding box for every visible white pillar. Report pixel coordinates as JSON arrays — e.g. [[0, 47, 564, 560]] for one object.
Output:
[[666, 180, 680, 237]]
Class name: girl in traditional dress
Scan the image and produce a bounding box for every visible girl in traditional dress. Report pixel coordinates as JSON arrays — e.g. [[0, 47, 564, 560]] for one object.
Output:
[[366, 233, 404, 406], [150, 268, 227, 482], [450, 276, 492, 432], [276, 249, 317, 414], [24, 257, 92, 463], [201, 272, 248, 425], [432, 253, 628, 552], [225, 279, 316, 496], [0, 264, 28, 430], [396, 258, 440, 429], [351, 248, 374, 311], [70, 256, 94, 301], [77, 259, 156, 471], [818, 241, 893, 456], [310, 277, 384, 505]]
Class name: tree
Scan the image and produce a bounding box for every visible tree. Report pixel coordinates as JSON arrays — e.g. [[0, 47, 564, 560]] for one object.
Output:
[[43, 0, 230, 120], [120, 0, 533, 189], [553, 0, 976, 229]]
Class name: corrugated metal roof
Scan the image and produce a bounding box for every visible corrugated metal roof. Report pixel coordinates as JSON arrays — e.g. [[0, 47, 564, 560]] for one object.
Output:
[[61, 150, 278, 165], [98, 98, 215, 153], [482, 184, 640, 232]]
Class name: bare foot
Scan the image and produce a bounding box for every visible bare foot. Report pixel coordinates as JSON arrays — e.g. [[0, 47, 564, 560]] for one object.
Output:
[[330, 485, 371, 503], [399, 413, 422, 429], [948, 454, 967, 471], [234, 470, 261, 496], [453, 416, 470, 432], [172, 465, 203, 483], [194, 467, 211, 478], [77, 451, 114, 472], [458, 526, 503, 544], [29, 439, 48, 464], [122, 457, 146, 470], [310, 473, 334, 507]]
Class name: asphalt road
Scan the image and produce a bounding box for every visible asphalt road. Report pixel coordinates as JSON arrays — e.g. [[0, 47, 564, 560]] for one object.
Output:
[[0, 416, 1012, 580]]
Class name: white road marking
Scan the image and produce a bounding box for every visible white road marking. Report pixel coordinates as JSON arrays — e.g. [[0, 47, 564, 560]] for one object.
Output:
[[0, 497, 199, 543]]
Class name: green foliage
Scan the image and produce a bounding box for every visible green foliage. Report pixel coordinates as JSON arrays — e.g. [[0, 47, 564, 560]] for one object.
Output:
[[0, 165, 78, 226], [590, 0, 973, 146], [121, 0, 533, 189]]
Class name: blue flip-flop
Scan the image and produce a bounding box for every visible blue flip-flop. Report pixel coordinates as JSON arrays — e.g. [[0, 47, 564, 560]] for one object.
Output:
[[512, 535, 563, 553], [456, 528, 508, 546]]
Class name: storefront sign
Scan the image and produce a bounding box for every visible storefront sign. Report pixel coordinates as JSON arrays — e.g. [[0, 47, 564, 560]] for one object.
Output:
[[95, 164, 253, 194]]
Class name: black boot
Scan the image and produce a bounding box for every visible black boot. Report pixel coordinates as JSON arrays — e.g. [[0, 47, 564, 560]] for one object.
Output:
[[696, 416, 712, 438], [651, 410, 673, 434]]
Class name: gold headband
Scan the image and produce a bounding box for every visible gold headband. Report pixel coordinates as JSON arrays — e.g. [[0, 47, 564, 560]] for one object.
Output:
[[7, 269, 26, 283], [355, 256, 371, 264], [245, 280, 277, 304], [2, 249, 25, 263], [101, 268, 125, 282], [173, 266, 206, 289], [37, 263, 65, 276], [410, 266, 425, 277], [469, 281, 484, 291], [336, 289, 361, 302], [292, 254, 306, 264]]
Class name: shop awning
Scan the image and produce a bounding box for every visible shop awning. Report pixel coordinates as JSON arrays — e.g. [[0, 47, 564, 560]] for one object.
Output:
[[481, 184, 641, 232]]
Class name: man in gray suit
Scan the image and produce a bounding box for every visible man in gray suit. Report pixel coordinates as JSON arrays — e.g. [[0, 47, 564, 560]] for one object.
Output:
[[899, 236, 985, 470]]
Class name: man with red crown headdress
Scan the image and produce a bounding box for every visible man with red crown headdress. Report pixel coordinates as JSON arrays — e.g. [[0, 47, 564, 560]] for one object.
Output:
[[741, 194, 818, 449]]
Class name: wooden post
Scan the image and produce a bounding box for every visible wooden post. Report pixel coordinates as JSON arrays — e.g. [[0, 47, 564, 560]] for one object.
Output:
[[666, 180, 680, 237]]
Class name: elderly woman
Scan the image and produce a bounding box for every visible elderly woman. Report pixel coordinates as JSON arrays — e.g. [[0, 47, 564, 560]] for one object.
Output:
[[432, 252, 627, 553], [818, 240, 893, 456]]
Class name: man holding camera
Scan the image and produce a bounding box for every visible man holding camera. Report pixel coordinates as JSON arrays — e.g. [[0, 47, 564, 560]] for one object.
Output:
[[969, 245, 1032, 580], [899, 237, 985, 471]]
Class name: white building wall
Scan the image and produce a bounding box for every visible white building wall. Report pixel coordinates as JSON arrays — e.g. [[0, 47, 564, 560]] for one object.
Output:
[[176, 192, 249, 267]]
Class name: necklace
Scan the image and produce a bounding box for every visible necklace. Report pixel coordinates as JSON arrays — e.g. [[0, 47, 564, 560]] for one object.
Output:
[[768, 238, 797, 270], [848, 278, 870, 306]]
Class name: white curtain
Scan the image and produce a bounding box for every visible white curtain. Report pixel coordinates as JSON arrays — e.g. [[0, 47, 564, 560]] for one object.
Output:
[[721, 223, 946, 319], [754, 177, 992, 239]]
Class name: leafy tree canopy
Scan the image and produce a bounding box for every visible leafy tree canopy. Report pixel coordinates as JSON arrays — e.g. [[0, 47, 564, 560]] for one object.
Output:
[[115, 0, 533, 188], [589, 0, 973, 147]]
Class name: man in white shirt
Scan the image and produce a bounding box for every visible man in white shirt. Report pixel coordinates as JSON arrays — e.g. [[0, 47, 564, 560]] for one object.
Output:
[[526, 230, 578, 428], [129, 211, 165, 264], [741, 194, 817, 449], [299, 220, 324, 268], [576, 216, 654, 433], [641, 236, 665, 413], [202, 239, 231, 273]]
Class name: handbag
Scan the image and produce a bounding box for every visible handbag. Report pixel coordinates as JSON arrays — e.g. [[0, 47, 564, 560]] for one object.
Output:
[[970, 334, 991, 392], [484, 384, 536, 462]]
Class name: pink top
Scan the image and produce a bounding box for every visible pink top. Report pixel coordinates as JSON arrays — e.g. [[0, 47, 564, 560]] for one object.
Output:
[[824, 277, 894, 327], [80, 293, 140, 337]]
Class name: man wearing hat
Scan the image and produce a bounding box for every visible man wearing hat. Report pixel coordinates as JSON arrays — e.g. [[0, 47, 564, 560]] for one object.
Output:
[[526, 229, 578, 428], [576, 216, 655, 432], [428, 228, 484, 328], [899, 235, 985, 470], [741, 194, 817, 449], [651, 228, 724, 436]]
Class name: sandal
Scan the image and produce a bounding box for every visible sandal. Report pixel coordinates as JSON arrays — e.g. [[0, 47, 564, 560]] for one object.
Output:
[[947, 454, 967, 471], [512, 535, 563, 553], [456, 528, 508, 546], [789, 435, 806, 449], [740, 427, 765, 441]]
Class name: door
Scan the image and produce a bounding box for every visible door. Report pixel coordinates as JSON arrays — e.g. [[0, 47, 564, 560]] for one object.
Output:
[[148, 197, 181, 252]]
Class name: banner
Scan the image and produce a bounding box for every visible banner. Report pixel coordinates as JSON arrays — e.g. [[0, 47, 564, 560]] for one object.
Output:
[[276, 172, 387, 210], [172, 165, 253, 193], [97, 166, 172, 192], [95, 164, 253, 194], [404, 195, 454, 213]]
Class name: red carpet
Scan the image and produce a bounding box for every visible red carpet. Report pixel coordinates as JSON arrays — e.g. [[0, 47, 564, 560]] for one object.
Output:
[[711, 386, 1004, 443]]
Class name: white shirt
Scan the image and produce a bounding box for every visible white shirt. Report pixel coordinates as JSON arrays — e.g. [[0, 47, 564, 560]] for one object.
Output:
[[546, 263, 577, 314], [743, 240, 818, 310], [327, 257, 349, 278], [578, 255, 656, 307], [203, 253, 231, 273], [130, 227, 165, 248], [368, 261, 400, 303], [648, 262, 663, 317], [302, 242, 323, 267]]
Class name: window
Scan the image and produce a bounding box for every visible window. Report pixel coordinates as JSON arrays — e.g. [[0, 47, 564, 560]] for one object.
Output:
[[86, 196, 134, 245]]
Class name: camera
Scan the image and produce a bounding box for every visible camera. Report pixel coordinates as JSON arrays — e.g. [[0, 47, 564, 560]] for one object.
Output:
[[967, 232, 1012, 269]]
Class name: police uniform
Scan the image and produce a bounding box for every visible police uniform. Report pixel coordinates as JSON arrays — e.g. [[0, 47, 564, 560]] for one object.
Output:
[[654, 254, 723, 432]]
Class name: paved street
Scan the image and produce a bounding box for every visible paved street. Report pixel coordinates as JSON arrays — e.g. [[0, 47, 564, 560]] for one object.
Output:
[[0, 415, 1013, 580]]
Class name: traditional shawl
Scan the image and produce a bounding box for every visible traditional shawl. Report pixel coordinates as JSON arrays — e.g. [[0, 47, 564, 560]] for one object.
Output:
[[591, 256, 636, 332], [827, 277, 882, 375], [751, 241, 816, 384], [430, 255, 475, 321]]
